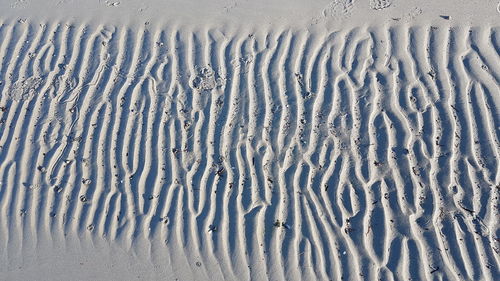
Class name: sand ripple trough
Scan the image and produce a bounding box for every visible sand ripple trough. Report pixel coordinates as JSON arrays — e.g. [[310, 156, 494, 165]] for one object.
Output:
[[0, 21, 498, 280]]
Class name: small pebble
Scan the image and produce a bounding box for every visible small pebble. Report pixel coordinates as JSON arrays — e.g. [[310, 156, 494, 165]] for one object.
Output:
[[53, 185, 63, 193]]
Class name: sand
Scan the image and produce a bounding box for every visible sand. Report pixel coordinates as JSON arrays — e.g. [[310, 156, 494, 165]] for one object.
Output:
[[0, 0, 499, 280]]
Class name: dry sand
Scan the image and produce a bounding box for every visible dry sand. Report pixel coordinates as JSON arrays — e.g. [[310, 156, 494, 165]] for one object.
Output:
[[0, 0, 499, 280]]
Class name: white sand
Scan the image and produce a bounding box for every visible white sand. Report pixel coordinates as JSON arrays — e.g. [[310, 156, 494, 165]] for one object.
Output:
[[0, 1, 499, 280]]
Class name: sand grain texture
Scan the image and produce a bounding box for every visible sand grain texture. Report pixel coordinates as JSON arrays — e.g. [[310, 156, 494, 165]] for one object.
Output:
[[0, 1, 499, 280]]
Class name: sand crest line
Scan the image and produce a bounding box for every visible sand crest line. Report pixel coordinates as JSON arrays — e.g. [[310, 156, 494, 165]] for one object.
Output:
[[0, 21, 498, 280]]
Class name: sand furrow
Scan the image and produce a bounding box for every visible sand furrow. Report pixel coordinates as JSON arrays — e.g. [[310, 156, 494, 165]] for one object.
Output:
[[0, 21, 499, 280]]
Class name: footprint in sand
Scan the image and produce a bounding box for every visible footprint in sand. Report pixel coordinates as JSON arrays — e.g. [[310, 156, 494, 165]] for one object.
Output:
[[323, 0, 357, 19], [370, 0, 392, 10], [190, 66, 225, 92]]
